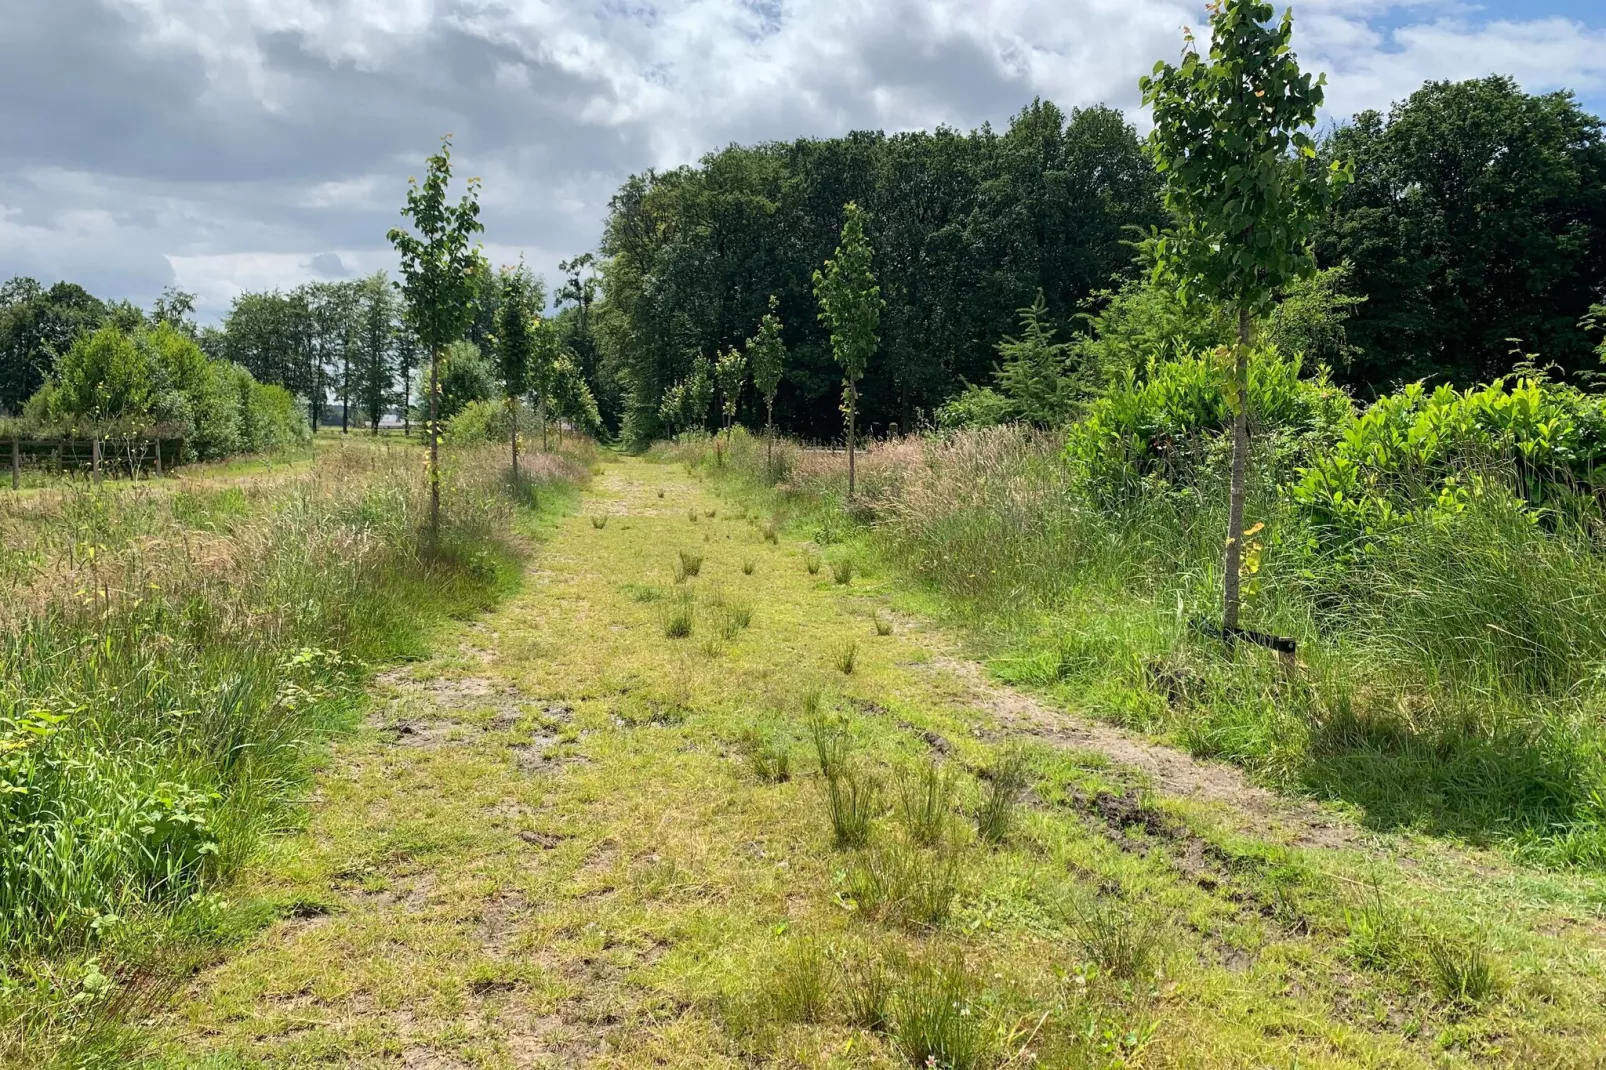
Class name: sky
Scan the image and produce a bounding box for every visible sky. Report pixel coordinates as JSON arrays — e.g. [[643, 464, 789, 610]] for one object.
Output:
[[2, 0, 1603, 323]]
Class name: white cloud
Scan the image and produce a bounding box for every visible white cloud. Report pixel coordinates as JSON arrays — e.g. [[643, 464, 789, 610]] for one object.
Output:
[[2, 0, 1603, 321]]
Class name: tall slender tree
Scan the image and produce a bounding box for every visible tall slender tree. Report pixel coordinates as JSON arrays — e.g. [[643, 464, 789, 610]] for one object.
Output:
[[812, 202, 882, 499], [746, 294, 785, 473], [387, 135, 485, 542], [495, 265, 538, 481], [1141, 0, 1349, 636]]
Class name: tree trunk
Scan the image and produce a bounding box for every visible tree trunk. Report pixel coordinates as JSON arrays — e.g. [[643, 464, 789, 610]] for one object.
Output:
[[10, 435, 18, 491], [342, 395, 349, 434], [154, 438, 163, 477], [428, 345, 441, 544], [846, 382, 857, 500], [92, 436, 102, 485], [540, 398, 548, 452], [403, 378, 411, 437], [1222, 306, 1252, 634], [765, 402, 774, 478], [510, 395, 520, 485]]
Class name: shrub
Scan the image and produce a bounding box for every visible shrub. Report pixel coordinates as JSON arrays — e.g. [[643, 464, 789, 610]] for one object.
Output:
[[1065, 348, 1351, 502]]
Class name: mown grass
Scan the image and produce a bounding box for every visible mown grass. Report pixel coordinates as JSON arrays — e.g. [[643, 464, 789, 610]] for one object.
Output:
[[0, 436, 592, 1067], [137, 453, 1606, 1069], [672, 427, 1606, 869]]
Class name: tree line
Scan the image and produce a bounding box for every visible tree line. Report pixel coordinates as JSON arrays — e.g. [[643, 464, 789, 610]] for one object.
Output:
[[592, 76, 1606, 447]]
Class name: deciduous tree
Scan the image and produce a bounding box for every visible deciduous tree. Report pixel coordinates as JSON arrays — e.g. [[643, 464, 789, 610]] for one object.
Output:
[[388, 135, 485, 541], [812, 202, 882, 498], [1140, 0, 1349, 635]]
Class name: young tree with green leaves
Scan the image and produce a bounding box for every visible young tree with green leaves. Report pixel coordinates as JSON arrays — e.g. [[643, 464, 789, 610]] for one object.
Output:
[[495, 265, 538, 480], [387, 135, 485, 541], [714, 346, 746, 439], [685, 356, 714, 434], [746, 295, 785, 471], [529, 315, 562, 450], [1141, 0, 1349, 637], [812, 202, 882, 499]]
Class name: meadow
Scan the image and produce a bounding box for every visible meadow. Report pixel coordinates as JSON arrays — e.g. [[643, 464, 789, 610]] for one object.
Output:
[[673, 418, 1606, 871], [0, 434, 594, 1065]]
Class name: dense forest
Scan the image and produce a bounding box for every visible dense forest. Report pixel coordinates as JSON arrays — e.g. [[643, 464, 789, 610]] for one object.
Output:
[[3, 76, 1602, 450]]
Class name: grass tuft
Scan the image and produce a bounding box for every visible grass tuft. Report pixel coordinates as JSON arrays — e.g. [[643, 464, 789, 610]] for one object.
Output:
[[823, 767, 880, 848], [678, 550, 703, 577], [873, 611, 893, 636], [897, 761, 956, 847], [1070, 896, 1164, 980], [661, 592, 696, 638], [831, 557, 855, 585], [835, 640, 859, 675], [805, 552, 822, 575], [742, 558, 756, 575], [975, 746, 1030, 844], [845, 839, 960, 928], [590, 514, 608, 529], [891, 955, 992, 1070], [739, 729, 791, 783], [1428, 935, 1500, 1009]]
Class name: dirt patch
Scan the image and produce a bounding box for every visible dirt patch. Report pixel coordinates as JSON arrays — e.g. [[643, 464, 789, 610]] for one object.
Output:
[[928, 656, 1360, 852]]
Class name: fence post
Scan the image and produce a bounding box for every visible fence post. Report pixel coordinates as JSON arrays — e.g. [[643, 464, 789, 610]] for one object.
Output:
[[92, 437, 102, 485]]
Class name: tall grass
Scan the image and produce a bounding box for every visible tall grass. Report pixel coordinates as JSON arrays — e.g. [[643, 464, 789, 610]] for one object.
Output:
[[671, 426, 1606, 866], [0, 438, 590, 1061]]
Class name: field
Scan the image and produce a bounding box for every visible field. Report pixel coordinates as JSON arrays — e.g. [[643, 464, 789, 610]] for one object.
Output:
[[2, 438, 1596, 1068]]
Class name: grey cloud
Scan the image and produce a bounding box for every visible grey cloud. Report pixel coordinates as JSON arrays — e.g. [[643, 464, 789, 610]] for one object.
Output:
[[1, 0, 1601, 321]]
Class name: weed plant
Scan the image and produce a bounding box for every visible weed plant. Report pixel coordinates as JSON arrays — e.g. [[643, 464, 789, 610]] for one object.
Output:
[[1069, 896, 1164, 980]]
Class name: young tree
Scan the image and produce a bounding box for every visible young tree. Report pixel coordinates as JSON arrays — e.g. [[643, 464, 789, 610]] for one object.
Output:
[[812, 202, 882, 499], [685, 356, 714, 434], [387, 135, 485, 541], [746, 295, 785, 472], [355, 273, 397, 434], [495, 265, 538, 480], [529, 315, 562, 450], [1141, 0, 1349, 636], [714, 345, 746, 438]]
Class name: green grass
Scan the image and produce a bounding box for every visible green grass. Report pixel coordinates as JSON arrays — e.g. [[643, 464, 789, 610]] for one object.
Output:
[[677, 427, 1606, 870], [0, 437, 592, 1066], [86, 449, 1606, 1070]]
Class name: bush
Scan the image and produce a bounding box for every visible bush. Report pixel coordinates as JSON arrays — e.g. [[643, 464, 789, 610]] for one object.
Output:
[[1065, 348, 1352, 502], [1291, 376, 1606, 552]]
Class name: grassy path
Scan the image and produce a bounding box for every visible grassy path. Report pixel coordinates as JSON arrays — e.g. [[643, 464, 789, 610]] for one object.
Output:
[[152, 455, 1606, 1069]]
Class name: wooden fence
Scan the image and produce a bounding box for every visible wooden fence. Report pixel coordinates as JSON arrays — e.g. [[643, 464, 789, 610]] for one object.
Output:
[[7, 436, 186, 489]]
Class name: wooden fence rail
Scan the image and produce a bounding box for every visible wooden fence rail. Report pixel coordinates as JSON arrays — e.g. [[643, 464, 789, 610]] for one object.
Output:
[[7, 436, 186, 489]]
